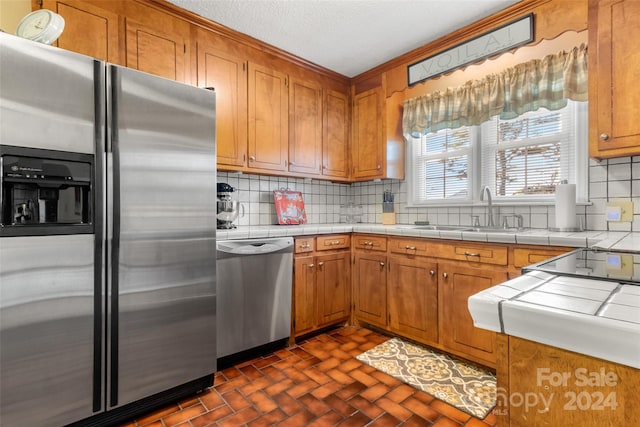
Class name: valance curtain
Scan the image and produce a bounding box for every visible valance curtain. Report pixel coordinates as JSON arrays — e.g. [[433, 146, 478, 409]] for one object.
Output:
[[402, 44, 588, 137]]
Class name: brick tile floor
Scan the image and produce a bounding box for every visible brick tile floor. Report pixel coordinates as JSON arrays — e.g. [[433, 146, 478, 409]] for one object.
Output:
[[121, 327, 497, 427]]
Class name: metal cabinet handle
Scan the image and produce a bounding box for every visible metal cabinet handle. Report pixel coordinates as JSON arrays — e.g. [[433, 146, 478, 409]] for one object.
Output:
[[299, 243, 310, 249], [289, 161, 296, 166], [442, 272, 448, 278], [308, 263, 314, 268], [429, 270, 435, 276], [329, 241, 341, 245], [249, 155, 256, 162], [380, 262, 385, 267], [377, 164, 381, 170], [404, 245, 416, 250], [464, 251, 480, 257], [363, 241, 374, 246], [318, 262, 324, 267], [600, 133, 610, 141]]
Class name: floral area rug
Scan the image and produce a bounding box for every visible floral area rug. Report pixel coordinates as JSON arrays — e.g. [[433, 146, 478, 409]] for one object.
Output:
[[356, 337, 496, 419]]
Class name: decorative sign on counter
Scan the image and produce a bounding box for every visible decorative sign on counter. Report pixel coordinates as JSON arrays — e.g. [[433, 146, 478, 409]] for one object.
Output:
[[407, 13, 534, 86], [273, 189, 307, 225]]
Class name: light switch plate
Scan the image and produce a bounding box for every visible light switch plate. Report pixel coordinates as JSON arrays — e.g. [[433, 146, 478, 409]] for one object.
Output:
[[606, 201, 634, 222]]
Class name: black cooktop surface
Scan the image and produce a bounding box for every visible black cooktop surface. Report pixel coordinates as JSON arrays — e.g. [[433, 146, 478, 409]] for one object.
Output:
[[523, 248, 640, 284]]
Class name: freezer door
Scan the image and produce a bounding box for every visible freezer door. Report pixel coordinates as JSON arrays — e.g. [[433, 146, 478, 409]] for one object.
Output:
[[0, 32, 97, 154], [0, 235, 96, 426], [107, 65, 216, 408]]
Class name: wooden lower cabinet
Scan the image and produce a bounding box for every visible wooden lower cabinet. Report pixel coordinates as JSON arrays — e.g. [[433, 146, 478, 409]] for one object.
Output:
[[440, 262, 507, 366], [293, 255, 316, 336], [353, 252, 387, 327], [292, 237, 350, 338], [316, 253, 351, 326], [388, 255, 438, 344], [496, 335, 640, 427]]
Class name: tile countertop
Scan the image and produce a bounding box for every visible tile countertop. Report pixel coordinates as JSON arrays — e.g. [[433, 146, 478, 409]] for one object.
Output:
[[468, 271, 640, 369], [217, 223, 638, 251]]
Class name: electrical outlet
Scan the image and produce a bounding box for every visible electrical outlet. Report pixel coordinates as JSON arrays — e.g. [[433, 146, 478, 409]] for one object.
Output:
[[606, 201, 634, 222]]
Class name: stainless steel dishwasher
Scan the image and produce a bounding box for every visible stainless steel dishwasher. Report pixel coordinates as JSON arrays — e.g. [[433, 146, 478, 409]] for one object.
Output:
[[216, 237, 294, 362]]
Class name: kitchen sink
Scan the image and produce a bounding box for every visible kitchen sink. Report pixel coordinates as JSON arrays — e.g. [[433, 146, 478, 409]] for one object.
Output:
[[411, 225, 473, 231], [397, 224, 524, 233], [467, 227, 523, 233]]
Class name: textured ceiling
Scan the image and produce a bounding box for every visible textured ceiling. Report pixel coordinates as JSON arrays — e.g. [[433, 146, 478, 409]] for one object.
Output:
[[167, 0, 520, 77]]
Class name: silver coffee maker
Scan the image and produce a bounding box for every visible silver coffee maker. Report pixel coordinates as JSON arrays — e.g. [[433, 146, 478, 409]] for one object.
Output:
[[216, 182, 244, 229]]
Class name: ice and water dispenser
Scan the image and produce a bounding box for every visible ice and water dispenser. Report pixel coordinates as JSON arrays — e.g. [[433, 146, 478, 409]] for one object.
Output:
[[0, 146, 93, 235]]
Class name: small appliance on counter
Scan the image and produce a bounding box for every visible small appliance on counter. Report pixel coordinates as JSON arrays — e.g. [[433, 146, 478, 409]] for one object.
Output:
[[217, 182, 244, 229]]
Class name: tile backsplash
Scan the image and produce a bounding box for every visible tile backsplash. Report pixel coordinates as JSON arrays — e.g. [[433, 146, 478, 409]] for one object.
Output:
[[218, 155, 640, 231]]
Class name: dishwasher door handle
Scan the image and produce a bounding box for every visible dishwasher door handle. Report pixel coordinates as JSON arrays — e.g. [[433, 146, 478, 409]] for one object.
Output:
[[217, 238, 294, 256]]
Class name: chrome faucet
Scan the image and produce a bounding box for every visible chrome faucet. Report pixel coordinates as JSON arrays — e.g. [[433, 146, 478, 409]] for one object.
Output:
[[480, 185, 495, 227]]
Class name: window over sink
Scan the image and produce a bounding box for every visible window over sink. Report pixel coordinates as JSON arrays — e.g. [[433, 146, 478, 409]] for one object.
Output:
[[408, 100, 588, 206]]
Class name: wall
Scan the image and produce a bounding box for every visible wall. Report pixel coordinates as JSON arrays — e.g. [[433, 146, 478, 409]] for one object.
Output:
[[220, 156, 640, 232], [0, 0, 31, 33], [217, 172, 350, 226], [352, 156, 640, 232]]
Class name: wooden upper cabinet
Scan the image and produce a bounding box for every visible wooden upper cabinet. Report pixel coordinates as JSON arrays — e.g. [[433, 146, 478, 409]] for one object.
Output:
[[589, 0, 640, 158], [247, 62, 288, 172], [43, 0, 121, 63], [323, 90, 350, 180], [125, 15, 189, 83], [288, 78, 323, 175], [196, 43, 247, 168], [352, 86, 384, 179]]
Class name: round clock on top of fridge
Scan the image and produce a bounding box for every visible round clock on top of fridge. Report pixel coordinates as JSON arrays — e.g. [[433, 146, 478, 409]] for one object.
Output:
[[16, 9, 65, 45]]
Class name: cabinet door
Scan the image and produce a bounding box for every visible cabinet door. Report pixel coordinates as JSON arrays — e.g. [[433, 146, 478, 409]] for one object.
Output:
[[323, 90, 350, 179], [352, 87, 383, 179], [353, 252, 387, 327], [293, 256, 316, 336], [247, 62, 288, 171], [125, 16, 189, 82], [440, 263, 507, 364], [388, 256, 438, 344], [288, 78, 322, 175], [316, 252, 350, 327], [590, 0, 640, 156], [197, 44, 247, 168], [45, 0, 121, 63]]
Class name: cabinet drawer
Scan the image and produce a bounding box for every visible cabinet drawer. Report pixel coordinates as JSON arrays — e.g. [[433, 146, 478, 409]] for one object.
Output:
[[295, 238, 315, 254], [431, 242, 508, 265], [513, 247, 571, 268], [389, 238, 429, 256], [353, 235, 387, 251], [317, 234, 350, 251]]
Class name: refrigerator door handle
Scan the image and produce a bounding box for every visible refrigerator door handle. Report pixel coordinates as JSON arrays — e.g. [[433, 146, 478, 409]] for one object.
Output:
[[106, 64, 120, 408], [93, 59, 106, 414]]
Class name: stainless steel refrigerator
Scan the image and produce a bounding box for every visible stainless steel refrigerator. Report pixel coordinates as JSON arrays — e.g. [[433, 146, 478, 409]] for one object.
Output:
[[0, 32, 216, 426]]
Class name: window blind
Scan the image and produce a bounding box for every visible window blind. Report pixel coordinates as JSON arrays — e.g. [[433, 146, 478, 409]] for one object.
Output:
[[481, 102, 581, 201], [411, 127, 473, 203]]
